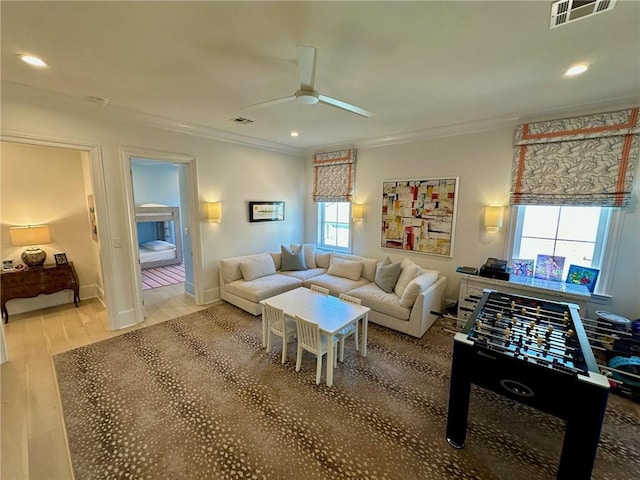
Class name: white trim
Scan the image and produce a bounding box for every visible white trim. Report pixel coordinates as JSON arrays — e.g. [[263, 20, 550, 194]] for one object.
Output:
[[121, 146, 205, 325], [597, 209, 624, 296]]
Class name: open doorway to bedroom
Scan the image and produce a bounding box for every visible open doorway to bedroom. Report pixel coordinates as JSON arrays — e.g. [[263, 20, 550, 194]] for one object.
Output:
[[130, 158, 194, 312]]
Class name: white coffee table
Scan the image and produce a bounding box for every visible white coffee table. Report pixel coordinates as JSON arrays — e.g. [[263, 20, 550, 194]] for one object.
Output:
[[260, 287, 370, 386]]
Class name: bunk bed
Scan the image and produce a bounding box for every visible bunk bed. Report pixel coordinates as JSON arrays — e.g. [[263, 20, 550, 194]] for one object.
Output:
[[135, 204, 183, 269]]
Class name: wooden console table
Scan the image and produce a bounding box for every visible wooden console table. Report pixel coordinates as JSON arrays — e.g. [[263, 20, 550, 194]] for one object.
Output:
[[1, 262, 80, 323]]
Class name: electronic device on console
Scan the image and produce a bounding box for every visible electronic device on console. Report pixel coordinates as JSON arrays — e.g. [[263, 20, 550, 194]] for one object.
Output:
[[479, 257, 511, 281], [446, 289, 609, 480]]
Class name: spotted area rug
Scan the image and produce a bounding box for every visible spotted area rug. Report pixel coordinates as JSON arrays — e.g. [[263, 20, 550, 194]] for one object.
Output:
[[53, 303, 640, 480]]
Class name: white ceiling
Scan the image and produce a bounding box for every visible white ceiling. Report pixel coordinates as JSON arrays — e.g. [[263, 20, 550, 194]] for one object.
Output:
[[2, 1, 639, 154]]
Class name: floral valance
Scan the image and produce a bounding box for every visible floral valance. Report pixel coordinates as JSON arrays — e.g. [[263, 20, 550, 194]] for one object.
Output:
[[312, 149, 356, 202], [510, 108, 639, 207]]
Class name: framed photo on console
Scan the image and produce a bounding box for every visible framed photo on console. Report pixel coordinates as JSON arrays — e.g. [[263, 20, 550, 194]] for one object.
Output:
[[249, 201, 285, 222], [54, 253, 69, 265]]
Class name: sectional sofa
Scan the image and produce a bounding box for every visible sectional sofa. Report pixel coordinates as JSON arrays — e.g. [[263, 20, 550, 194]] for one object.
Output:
[[219, 245, 447, 338]]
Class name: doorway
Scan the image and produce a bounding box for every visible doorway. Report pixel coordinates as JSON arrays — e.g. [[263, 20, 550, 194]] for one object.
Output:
[[122, 147, 204, 322]]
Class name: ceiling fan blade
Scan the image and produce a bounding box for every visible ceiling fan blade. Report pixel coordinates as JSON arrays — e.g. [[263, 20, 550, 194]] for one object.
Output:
[[297, 45, 317, 90], [318, 94, 374, 118], [241, 95, 296, 111]]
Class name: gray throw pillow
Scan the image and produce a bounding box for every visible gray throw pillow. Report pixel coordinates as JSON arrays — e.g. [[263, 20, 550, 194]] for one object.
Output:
[[281, 245, 307, 271], [375, 261, 402, 293]]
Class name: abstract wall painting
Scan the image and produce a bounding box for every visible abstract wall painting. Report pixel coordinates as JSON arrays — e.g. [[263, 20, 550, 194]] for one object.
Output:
[[381, 177, 459, 257]]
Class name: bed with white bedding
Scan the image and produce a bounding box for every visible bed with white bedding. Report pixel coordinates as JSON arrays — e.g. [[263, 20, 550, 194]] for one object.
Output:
[[135, 205, 183, 269]]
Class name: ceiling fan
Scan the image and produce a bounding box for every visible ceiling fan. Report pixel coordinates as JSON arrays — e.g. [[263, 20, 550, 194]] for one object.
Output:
[[241, 46, 374, 118]]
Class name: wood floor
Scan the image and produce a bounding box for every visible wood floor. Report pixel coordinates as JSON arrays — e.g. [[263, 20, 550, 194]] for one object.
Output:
[[1, 283, 208, 480]]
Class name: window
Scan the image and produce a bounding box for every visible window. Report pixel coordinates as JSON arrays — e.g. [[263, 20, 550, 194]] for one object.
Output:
[[317, 202, 351, 252], [509, 205, 618, 295]]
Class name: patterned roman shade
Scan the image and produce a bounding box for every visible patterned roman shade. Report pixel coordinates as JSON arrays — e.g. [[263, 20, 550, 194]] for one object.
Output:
[[312, 149, 356, 202], [510, 108, 640, 207]]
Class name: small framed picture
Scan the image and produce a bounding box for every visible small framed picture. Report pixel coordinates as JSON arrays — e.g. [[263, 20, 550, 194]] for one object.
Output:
[[54, 253, 69, 266], [2, 258, 15, 271]]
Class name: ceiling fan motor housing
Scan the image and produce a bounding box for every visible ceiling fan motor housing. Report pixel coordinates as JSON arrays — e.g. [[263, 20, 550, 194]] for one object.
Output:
[[295, 89, 319, 105]]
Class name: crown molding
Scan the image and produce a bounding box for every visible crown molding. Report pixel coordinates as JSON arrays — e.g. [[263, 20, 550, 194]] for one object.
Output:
[[1, 81, 305, 157], [5, 81, 638, 159]]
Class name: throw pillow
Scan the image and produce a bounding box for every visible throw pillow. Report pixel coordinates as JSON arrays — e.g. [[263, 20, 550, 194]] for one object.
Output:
[[281, 245, 307, 271], [239, 253, 277, 281], [327, 257, 363, 281], [315, 251, 330, 269], [394, 258, 422, 297], [375, 261, 402, 293], [332, 252, 378, 282], [290, 243, 316, 269], [399, 270, 439, 307]]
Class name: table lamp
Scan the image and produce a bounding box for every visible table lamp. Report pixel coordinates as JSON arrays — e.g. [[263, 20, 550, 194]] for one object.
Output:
[[9, 225, 51, 267]]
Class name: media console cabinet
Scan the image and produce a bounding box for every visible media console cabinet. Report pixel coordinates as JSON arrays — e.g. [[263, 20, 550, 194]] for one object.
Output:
[[456, 273, 591, 331], [1, 262, 80, 323]]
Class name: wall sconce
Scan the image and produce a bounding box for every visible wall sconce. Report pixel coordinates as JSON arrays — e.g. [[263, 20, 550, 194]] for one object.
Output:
[[352, 203, 365, 222], [207, 202, 222, 223], [484, 206, 504, 232], [10, 224, 51, 266]]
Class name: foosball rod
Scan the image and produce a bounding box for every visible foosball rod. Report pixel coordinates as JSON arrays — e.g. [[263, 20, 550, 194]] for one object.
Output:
[[474, 314, 575, 351], [483, 298, 573, 319], [471, 326, 577, 362], [598, 364, 640, 383], [480, 305, 573, 330]]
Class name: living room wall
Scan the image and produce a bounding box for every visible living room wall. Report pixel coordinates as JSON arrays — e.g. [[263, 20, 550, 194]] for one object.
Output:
[[304, 127, 640, 321]]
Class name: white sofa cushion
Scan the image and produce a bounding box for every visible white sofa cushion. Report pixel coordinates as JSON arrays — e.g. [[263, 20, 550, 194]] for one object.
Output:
[[239, 253, 277, 281], [302, 273, 369, 296], [327, 257, 363, 280], [331, 252, 378, 282], [220, 256, 244, 284], [347, 283, 411, 320], [225, 274, 301, 303], [269, 252, 282, 271], [279, 267, 327, 281], [399, 270, 440, 307], [394, 258, 422, 297], [315, 251, 330, 269], [290, 243, 316, 268]]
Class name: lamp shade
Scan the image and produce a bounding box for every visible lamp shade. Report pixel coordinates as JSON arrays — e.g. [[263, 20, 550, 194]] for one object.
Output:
[[10, 225, 51, 267], [207, 202, 222, 223], [10, 225, 51, 246], [352, 203, 364, 222], [484, 207, 504, 232]]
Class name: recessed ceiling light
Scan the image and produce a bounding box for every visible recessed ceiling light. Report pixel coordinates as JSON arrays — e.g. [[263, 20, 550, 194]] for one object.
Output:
[[290, 131, 299, 137], [564, 64, 588, 76], [18, 54, 48, 67]]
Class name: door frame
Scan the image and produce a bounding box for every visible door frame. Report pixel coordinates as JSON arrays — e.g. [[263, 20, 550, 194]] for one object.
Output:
[[121, 147, 204, 322], [0, 132, 119, 329]]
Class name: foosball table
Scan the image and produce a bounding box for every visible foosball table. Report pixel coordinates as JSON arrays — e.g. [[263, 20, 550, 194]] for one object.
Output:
[[446, 289, 610, 480]]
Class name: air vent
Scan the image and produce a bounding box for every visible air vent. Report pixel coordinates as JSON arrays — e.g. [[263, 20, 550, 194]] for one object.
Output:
[[230, 117, 254, 125], [550, 0, 616, 28]]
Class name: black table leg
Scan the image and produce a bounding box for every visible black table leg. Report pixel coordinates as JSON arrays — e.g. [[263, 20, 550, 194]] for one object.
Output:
[[446, 341, 473, 449]]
